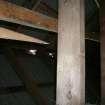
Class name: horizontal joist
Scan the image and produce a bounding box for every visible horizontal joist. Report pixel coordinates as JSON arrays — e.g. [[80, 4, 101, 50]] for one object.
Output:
[[0, 0, 57, 32], [0, 27, 48, 44]]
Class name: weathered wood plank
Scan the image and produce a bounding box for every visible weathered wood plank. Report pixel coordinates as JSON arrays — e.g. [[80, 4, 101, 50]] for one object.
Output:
[[57, 0, 85, 105], [0, 27, 48, 44], [0, 0, 57, 32]]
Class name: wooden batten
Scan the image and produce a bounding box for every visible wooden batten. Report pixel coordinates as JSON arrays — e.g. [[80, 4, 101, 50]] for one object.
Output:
[[0, 27, 48, 44]]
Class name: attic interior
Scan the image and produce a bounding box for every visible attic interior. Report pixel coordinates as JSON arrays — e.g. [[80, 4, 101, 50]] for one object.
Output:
[[0, 0, 102, 105]]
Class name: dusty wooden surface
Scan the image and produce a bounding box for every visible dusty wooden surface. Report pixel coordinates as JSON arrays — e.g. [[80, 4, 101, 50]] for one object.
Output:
[[57, 0, 85, 105], [0, 0, 57, 32]]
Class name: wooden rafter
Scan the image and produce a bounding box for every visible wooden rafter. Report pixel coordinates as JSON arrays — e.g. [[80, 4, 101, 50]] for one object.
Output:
[[31, 0, 58, 17], [0, 0, 57, 32], [0, 27, 48, 44]]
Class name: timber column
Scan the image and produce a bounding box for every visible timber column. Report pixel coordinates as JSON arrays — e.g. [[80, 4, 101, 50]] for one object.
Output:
[[100, 0, 105, 104], [56, 0, 85, 105]]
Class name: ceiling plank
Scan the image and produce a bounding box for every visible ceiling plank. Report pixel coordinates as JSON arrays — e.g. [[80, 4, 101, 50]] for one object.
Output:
[[0, 27, 48, 44], [0, 0, 57, 32]]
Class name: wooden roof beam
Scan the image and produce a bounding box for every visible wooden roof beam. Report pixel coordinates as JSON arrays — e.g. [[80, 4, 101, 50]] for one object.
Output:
[[0, 27, 48, 44], [0, 0, 57, 32]]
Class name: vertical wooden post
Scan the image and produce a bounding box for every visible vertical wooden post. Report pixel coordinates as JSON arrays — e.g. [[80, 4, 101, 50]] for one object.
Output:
[[56, 0, 85, 105], [100, 0, 105, 104]]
